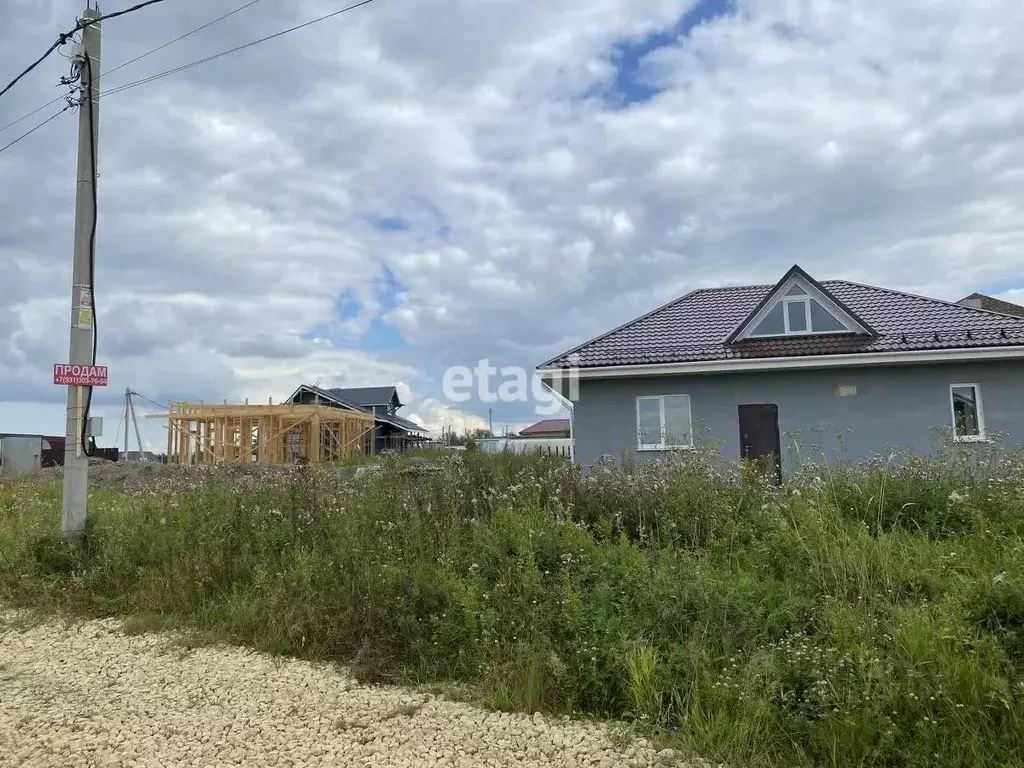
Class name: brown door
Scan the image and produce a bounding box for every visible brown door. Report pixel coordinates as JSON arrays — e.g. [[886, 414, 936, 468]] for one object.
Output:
[[738, 404, 782, 483]]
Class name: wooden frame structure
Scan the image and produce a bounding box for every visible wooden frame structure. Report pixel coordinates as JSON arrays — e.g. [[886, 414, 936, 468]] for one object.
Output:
[[154, 401, 376, 465]]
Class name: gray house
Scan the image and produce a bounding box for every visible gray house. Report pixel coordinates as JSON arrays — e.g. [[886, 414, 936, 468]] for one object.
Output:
[[539, 265, 1024, 474]]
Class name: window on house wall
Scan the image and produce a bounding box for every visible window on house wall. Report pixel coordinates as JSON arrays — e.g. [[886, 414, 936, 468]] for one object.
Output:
[[950, 384, 985, 441], [636, 395, 693, 450], [749, 282, 851, 338]]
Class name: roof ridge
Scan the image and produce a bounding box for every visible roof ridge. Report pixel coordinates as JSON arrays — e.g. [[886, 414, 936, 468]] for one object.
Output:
[[828, 279, 1024, 324]]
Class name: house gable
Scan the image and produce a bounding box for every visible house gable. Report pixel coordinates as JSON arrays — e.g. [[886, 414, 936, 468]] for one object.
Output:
[[726, 265, 875, 343]]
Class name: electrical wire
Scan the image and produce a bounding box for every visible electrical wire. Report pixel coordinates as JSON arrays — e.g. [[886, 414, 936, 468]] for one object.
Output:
[[0, 98, 64, 134], [79, 0, 170, 28], [0, 106, 71, 156], [130, 391, 168, 411], [80, 51, 100, 458], [102, 0, 380, 99], [105, 0, 265, 80], [0, 0, 170, 101], [0, 38, 72, 101], [1, 0, 264, 137]]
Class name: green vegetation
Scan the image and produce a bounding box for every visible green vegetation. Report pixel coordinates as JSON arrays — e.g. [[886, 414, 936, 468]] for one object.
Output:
[[2, 450, 1023, 767]]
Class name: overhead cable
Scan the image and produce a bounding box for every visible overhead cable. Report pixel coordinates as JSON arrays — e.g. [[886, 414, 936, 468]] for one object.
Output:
[[1, 0, 263, 137], [102, 0, 380, 99], [0, 0, 170, 100]]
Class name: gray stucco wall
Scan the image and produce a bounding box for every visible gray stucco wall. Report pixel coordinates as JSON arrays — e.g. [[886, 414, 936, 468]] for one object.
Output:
[[572, 361, 1024, 471]]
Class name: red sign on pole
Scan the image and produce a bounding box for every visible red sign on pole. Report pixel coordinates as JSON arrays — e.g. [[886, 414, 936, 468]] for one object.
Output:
[[54, 364, 109, 387]]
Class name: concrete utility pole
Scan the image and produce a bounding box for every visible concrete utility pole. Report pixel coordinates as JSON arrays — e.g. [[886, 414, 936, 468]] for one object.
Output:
[[62, 6, 102, 541], [123, 389, 130, 457]]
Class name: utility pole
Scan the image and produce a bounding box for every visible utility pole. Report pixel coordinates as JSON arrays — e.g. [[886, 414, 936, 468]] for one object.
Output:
[[123, 388, 130, 457], [128, 390, 144, 459], [62, 6, 102, 541]]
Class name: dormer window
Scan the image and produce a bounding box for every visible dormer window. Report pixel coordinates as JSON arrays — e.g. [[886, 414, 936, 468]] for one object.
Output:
[[726, 265, 877, 343], [749, 285, 849, 337]]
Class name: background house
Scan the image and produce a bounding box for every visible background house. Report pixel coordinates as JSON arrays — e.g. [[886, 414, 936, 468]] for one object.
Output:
[[519, 418, 571, 439], [540, 265, 1024, 475], [957, 293, 1024, 318], [287, 384, 428, 454]]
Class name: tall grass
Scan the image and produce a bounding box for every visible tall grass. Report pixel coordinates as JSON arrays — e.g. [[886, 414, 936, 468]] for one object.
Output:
[[2, 450, 1024, 767]]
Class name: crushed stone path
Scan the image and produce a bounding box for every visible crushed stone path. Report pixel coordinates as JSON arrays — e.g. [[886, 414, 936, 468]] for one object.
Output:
[[0, 614, 692, 767]]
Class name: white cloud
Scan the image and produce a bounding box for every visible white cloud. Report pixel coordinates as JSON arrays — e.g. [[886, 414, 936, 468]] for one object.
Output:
[[4, 0, 1024, 437]]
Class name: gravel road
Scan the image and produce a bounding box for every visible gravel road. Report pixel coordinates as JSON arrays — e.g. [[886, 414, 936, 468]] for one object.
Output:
[[0, 614, 692, 767]]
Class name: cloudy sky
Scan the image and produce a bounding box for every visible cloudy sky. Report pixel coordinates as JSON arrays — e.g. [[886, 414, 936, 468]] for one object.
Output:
[[2, 0, 1024, 449]]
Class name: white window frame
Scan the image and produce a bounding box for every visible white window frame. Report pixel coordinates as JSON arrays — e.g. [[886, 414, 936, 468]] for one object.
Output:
[[949, 383, 986, 442], [782, 297, 812, 335], [635, 395, 693, 451], [742, 277, 866, 340]]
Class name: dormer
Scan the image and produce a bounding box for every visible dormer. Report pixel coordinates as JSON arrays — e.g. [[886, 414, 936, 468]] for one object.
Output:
[[725, 265, 876, 344]]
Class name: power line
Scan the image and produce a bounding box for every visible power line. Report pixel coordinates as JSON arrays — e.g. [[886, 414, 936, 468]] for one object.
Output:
[[0, 96, 62, 134], [105, 0, 265, 79], [0, 38, 71, 102], [0, 106, 70, 156], [0, 95, 67, 136], [130, 390, 168, 411], [1, 0, 265, 137], [102, 0, 381, 99], [0, 0, 170, 101], [81, 0, 170, 27]]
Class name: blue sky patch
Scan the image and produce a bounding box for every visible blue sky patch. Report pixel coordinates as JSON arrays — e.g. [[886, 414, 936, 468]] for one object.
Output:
[[300, 267, 409, 353], [609, 0, 735, 106], [334, 289, 363, 321], [369, 215, 411, 232], [981, 278, 1024, 297]]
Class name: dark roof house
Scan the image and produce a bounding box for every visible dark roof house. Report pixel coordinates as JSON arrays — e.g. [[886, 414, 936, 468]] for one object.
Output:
[[957, 293, 1024, 318], [286, 384, 427, 453], [540, 265, 1024, 475]]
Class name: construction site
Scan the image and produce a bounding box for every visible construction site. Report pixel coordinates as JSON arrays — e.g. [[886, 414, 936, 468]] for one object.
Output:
[[155, 401, 376, 465]]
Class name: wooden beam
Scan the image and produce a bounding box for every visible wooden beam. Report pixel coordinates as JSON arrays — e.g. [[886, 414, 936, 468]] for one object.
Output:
[[156, 401, 374, 465], [310, 412, 322, 462]]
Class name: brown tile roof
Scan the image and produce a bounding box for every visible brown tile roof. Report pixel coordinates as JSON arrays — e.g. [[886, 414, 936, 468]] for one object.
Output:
[[542, 279, 1024, 369], [520, 418, 571, 436]]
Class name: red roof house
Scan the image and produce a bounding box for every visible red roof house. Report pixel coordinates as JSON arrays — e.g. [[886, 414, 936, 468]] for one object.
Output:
[[519, 419, 571, 438]]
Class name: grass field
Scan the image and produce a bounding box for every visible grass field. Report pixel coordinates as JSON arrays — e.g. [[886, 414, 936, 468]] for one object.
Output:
[[2, 449, 1023, 767]]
